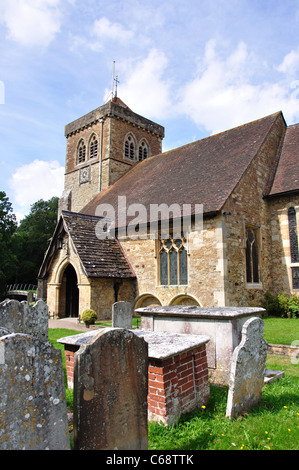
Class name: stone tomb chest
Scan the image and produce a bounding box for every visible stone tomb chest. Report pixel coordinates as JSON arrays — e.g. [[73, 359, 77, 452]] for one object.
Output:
[[136, 306, 265, 386]]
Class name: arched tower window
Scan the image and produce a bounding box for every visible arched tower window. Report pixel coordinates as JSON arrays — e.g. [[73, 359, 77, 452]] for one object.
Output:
[[138, 140, 150, 161], [77, 139, 86, 164], [124, 134, 136, 161], [89, 134, 98, 159]]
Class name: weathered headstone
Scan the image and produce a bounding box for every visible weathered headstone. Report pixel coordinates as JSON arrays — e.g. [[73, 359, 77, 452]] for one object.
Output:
[[112, 301, 133, 329], [0, 299, 48, 342], [226, 317, 268, 420], [27, 291, 34, 303], [73, 328, 148, 450], [0, 333, 70, 450]]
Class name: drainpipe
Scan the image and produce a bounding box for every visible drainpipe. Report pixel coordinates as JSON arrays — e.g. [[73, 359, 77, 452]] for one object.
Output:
[[99, 117, 104, 192]]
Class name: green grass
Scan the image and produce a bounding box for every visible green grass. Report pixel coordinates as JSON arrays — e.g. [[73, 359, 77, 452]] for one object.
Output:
[[48, 328, 81, 409], [148, 359, 299, 451], [49, 318, 299, 450], [94, 317, 141, 328], [263, 317, 299, 345]]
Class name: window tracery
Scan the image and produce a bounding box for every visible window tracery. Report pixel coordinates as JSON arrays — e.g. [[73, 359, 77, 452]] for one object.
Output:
[[159, 235, 188, 285]]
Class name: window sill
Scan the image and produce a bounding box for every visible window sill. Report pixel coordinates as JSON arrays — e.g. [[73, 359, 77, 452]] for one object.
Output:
[[246, 283, 263, 290], [158, 284, 188, 288]]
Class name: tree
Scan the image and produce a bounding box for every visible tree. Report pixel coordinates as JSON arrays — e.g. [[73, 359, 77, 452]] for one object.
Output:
[[12, 197, 59, 285], [0, 191, 17, 298]]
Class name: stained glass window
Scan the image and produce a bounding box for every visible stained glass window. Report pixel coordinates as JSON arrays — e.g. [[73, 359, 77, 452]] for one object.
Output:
[[159, 235, 188, 285]]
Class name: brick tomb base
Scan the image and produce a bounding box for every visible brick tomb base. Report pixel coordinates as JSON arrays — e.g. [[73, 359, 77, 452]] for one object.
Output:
[[58, 329, 210, 426]]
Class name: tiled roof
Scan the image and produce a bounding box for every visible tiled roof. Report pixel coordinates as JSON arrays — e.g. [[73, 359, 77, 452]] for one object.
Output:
[[268, 123, 299, 197], [62, 212, 135, 278], [39, 212, 135, 279], [82, 112, 284, 226]]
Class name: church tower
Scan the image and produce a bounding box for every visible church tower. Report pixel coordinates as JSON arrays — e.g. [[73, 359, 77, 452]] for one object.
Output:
[[59, 97, 165, 214]]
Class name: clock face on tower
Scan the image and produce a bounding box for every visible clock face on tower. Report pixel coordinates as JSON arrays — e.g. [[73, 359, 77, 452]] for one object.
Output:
[[79, 166, 91, 184]]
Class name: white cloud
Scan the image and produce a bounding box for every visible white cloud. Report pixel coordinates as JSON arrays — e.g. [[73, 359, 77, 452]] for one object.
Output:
[[277, 48, 299, 76], [114, 49, 173, 120], [93, 17, 133, 42], [9, 159, 64, 220], [179, 40, 299, 134], [0, 0, 62, 47], [69, 16, 134, 53]]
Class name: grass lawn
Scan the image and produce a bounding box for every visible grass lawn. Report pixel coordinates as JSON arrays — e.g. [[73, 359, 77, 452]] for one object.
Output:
[[49, 318, 299, 451], [263, 317, 299, 345]]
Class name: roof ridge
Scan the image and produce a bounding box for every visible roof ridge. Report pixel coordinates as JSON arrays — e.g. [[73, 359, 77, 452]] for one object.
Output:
[[62, 210, 103, 220], [150, 111, 283, 160]]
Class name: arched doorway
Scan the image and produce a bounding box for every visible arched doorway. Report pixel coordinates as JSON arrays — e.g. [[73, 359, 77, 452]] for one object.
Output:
[[63, 264, 79, 318]]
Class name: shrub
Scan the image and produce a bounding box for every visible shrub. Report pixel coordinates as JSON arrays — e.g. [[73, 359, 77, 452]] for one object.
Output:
[[81, 309, 98, 325], [288, 295, 299, 318], [262, 291, 299, 318]]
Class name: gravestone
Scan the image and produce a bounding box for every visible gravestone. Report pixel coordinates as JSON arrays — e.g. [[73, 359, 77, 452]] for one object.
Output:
[[112, 301, 133, 329], [73, 328, 148, 450], [0, 299, 48, 342], [0, 333, 70, 450], [226, 317, 268, 420]]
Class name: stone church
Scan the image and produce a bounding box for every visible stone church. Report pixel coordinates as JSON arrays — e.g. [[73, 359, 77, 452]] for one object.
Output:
[[38, 96, 299, 320]]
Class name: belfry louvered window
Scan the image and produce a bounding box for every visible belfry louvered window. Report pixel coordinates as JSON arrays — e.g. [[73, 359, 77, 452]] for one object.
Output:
[[245, 225, 260, 284], [125, 135, 135, 160], [159, 235, 188, 285], [138, 141, 149, 161], [89, 134, 98, 159], [77, 139, 86, 164]]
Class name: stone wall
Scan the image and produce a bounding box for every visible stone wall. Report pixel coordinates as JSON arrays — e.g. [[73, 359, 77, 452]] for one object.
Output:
[[218, 113, 286, 306], [268, 193, 299, 295], [120, 216, 225, 309]]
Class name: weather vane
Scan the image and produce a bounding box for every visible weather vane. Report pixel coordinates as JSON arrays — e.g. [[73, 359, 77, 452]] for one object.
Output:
[[111, 61, 120, 99]]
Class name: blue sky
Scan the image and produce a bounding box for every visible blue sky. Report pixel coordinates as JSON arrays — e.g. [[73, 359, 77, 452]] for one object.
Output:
[[0, 0, 299, 221]]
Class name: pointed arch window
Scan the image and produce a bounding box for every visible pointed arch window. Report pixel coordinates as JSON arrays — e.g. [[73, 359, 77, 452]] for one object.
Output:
[[124, 135, 136, 161], [138, 141, 149, 161], [288, 207, 299, 263], [245, 225, 260, 284], [89, 134, 98, 159], [77, 139, 86, 164], [159, 235, 188, 285]]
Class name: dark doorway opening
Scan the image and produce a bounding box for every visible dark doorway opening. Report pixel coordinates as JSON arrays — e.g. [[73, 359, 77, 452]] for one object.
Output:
[[64, 264, 79, 318]]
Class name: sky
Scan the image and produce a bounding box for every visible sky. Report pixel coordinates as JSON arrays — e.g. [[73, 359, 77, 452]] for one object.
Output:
[[0, 0, 299, 222]]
